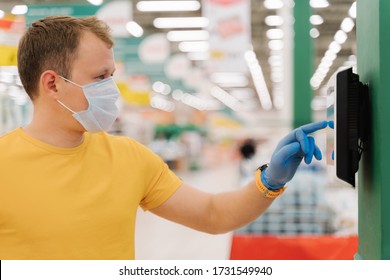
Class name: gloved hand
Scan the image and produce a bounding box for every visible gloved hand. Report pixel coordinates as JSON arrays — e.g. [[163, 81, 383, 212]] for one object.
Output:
[[261, 121, 328, 190]]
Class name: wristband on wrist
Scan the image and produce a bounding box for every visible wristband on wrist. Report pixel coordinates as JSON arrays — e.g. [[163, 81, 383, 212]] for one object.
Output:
[[255, 165, 286, 199]]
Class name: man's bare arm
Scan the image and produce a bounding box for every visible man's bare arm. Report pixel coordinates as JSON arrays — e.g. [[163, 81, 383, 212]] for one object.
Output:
[[150, 180, 274, 234]]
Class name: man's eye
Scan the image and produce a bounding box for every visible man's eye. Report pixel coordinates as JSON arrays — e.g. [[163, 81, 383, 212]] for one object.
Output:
[[96, 74, 106, 80]]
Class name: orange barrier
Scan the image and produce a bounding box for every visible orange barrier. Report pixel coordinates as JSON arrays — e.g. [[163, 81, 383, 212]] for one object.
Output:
[[230, 234, 358, 260]]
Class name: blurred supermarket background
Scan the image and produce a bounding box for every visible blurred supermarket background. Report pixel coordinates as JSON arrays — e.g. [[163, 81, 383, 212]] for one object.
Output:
[[0, 0, 358, 259]]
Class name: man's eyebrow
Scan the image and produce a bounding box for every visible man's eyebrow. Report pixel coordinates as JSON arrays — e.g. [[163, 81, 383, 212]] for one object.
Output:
[[96, 68, 116, 75]]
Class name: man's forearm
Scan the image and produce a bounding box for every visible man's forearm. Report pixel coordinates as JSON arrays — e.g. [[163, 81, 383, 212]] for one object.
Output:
[[150, 181, 277, 235], [207, 180, 275, 234]]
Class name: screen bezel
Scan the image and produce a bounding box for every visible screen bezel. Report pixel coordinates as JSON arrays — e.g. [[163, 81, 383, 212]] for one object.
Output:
[[335, 67, 362, 187]]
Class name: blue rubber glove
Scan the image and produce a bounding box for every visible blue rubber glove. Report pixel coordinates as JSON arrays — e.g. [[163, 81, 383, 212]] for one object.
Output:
[[261, 121, 328, 190], [329, 120, 335, 160]]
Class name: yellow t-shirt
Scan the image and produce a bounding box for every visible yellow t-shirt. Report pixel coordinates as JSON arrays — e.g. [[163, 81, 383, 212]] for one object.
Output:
[[0, 128, 182, 260]]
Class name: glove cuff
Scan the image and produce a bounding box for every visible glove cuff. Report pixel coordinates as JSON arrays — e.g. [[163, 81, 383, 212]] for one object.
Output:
[[259, 165, 285, 190]]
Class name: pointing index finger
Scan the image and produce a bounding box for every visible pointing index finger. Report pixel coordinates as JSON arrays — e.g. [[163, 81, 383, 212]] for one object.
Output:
[[300, 120, 328, 134]]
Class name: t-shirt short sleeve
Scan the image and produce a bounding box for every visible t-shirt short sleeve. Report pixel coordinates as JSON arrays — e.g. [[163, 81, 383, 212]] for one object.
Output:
[[139, 151, 182, 211]]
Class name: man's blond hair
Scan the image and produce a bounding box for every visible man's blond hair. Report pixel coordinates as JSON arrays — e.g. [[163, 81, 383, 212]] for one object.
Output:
[[17, 16, 113, 100]]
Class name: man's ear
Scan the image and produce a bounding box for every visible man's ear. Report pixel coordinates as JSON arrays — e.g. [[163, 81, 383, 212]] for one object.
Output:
[[40, 70, 60, 100]]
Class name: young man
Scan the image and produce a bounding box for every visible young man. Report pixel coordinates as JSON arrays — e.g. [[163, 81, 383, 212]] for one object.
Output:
[[0, 16, 328, 259]]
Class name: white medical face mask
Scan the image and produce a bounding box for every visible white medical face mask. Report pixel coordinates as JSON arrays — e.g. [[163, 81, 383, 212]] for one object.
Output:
[[57, 76, 120, 133]]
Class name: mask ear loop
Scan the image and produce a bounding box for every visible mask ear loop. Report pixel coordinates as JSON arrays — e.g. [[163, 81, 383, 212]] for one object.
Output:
[[59, 76, 82, 88], [56, 76, 80, 114], [57, 99, 77, 114]]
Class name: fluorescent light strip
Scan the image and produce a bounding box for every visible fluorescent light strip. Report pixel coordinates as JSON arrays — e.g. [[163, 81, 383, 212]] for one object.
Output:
[[310, 28, 320, 38], [264, 0, 283, 10], [126, 21, 144, 37], [268, 55, 283, 67], [167, 30, 209, 42], [181, 93, 203, 110], [150, 96, 175, 112], [181, 93, 217, 111], [213, 81, 249, 88], [310, 0, 329, 9], [137, 1, 200, 12], [187, 52, 210, 61], [152, 81, 171, 95], [328, 41, 341, 53], [11, 5, 28, 15], [210, 72, 248, 84], [178, 41, 210, 52], [340, 17, 355, 33], [154, 17, 209, 29], [349, 2, 357, 19], [87, 0, 103, 6], [266, 29, 284, 40], [334, 30, 347, 44], [268, 40, 284, 51], [265, 15, 284, 26], [272, 84, 284, 110], [244, 50, 272, 110], [210, 86, 240, 111], [310, 15, 324, 25], [175, 92, 222, 111], [311, 2, 355, 89]]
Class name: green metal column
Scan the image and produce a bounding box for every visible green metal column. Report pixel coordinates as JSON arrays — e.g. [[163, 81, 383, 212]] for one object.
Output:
[[293, 0, 313, 128], [356, 0, 390, 260]]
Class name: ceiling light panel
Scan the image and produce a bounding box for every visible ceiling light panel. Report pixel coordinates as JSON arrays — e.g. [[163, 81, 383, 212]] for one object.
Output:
[[154, 17, 209, 29], [310, 15, 324, 25], [264, 0, 284, 10], [265, 15, 284, 26], [126, 21, 144, 37], [137, 1, 201, 12], [349, 2, 357, 19], [310, 0, 329, 9], [310, 28, 320, 38], [11, 5, 28, 15], [167, 30, 209, 42], [87, 0, 103, 6], [340, 17, 355, 33], [266, 29, 284, 40], [178, 41, 210, 52]]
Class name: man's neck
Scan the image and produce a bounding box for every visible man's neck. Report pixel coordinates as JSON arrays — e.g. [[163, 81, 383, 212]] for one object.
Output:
[[23, 123, 85, 148]]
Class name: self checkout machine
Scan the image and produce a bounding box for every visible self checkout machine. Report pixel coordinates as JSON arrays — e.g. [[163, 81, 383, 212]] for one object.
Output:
[[326, 67, 370, 187]]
